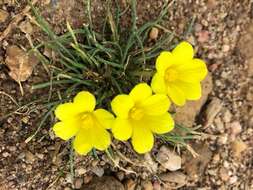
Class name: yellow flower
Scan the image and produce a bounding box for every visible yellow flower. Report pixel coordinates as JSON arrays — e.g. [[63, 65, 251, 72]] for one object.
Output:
[[111, 83, 174, 154], [151, 41, 208, 106], [53, 91, 114, 155]]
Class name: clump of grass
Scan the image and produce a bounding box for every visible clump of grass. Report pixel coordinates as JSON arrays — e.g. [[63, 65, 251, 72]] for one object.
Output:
[[30, 0, 175, 107]]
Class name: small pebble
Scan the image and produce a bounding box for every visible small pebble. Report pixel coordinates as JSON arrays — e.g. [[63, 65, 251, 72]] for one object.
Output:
[[149, 27, 159, 40], [222, 44, 230, 52], [74, 178, 83, 189]]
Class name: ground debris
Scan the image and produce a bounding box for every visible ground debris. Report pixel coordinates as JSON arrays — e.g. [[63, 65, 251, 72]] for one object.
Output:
[[156, 146, 181, 171], [5, 45, 38, 82], [81, 176, 124, 190]]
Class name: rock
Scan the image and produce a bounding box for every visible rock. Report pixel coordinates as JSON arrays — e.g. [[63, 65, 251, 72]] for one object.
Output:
[[222, 109, 232, 123], [194, 23, 203, 33], [206, 0, 218, 9], [116, 171, 125, 181], [159, 171, 186, 185], [222, 44, 230, 52], [196, 30, 209, 43], [204, 97, 223, 127], [0, 9, 9, 23], [81, 176, 124, 190], [91, 166, 104, 177], [238, 22, 253, 59], [219, 167, 229, 182], [217, 134, 228, 145], [156, 146, 181, 171], [184, 143, 212, 178], [149, 27, 159, 40], [76, 168, 86, 176], [229, 121, 242, 140], [153, 181, 161, 190], [231, 139, 247, 158], [75, 178, 84, 189], [174, 73, 213, 127], [125, 179, 136, 190], [43, 47, 53, 58], [83, 175, 93, 184], [247, 57, 253, 77], [5, 46, 39, 82], [229, 176, 238, 184], [25, 151, 36, 163], [142, 181, 153, 190], [212, 153, 220, 163]]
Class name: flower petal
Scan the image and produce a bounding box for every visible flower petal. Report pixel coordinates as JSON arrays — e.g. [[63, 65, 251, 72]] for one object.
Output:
[[74, 91, 96, 112], [167, 84, 186, 106], [112, 118, 132, 141], [177, 59, 208, 83], [93, 126, 111, 151], [175, 81, 201, 100], [146, 113, 174, 134], [172, 41, 194, 61], [111, 94, 134, 118], [55, 103, 82, 121], [131, 125, 154, 154], [129, 83, 152, 103], [142, 94, 171, 115], [156, 51, 174, 74], [73, 129, 93, 155], [151, 73, 167, 94], [53, 120, 80, 140], [93, 109, 115, 129]]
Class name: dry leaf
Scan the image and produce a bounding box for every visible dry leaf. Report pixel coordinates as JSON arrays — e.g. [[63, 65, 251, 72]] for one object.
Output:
[[159, 171, 187, 188], [19, 20, 33, 34], [184, 143, 212, 178], [0, 9, 9, 23], [5, 45, 38, 82], [156, 146, 182, 171]]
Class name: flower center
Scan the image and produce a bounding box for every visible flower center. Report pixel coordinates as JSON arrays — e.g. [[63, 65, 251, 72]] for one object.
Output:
[[164, 68, 178, 83], [80, 113, 94, 129], [129, 107, 144, 121]]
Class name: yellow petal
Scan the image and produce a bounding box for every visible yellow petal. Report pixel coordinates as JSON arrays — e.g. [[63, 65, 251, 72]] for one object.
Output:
[[131, 125, 154, 154], [142, 94, 171, 115], [93, 109, 115, 129], [177, 59, 208, 83], [53, 120, 80, 140], [112, 118, 132, 141], [111, 94, 134, 118], [54, 103, 82, 121], [151, 73, 167, 94], [175, 81, 201, 100], [172, 41, 194, 61], [129, 83, 152, 103], [73, 129, 93, 155], [93, 126, 111, 151], [74, 91, 96, 112], [156, 51, 174, 74], [145, 113, 174, 134], [167, 84, 186, 106]]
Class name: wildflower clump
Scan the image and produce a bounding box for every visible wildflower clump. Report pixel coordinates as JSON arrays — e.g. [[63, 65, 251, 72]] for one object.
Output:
[[52, 41, 208, 155], [151, 41, 208, 106], [53, 91, 114, 155]]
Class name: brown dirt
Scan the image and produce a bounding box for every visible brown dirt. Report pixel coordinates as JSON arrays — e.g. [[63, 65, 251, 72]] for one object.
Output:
[[0, 0, 253, 190]]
